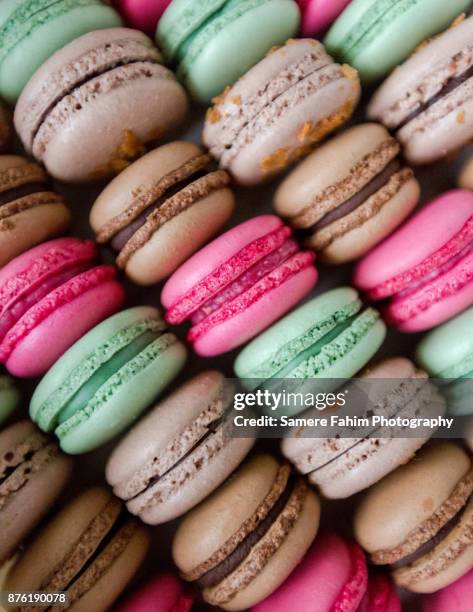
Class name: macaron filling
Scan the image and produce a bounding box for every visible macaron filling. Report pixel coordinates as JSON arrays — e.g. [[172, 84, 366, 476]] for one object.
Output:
[[0, 181, 51, 207]]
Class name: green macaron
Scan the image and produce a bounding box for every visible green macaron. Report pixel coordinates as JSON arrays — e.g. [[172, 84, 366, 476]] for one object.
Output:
[[0, 0, 122, 103], [234, 287, 386, 415], [416, 306, 473, 416], [0, 375, 20, 424], [157, 0, 300, 103], [30, 306, 187, 454], [324, 0, 470, 83]]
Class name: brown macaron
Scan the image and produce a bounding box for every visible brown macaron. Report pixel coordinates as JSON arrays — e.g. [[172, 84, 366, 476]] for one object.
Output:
[[90, 141, 235, 285], [458, 156, 473, 191], [0, 103, 11, 151], [173, 454, 320, 610], [0, 156, 71, 266], [5, 487, 150, 612], [0, 420, 72, 564], [274, 123, 420, 264], [354, 442, 473, 593]]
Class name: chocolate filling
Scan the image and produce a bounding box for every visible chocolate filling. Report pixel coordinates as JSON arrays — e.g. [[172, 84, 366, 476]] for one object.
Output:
[[300, 159, 401, 236], [195, 476, 296, 589], [0, 181, 49, 207], [397, 64, 473, 130], [110, 169, 207, 251]]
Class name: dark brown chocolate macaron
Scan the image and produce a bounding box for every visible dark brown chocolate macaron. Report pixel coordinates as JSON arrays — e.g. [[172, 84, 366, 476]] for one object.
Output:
[[5, 487, 150, 612], [173, 454, 320, 610], [90, 141, 234, 286], [0, 156, 71, 266], [0, 102, 11, 151]]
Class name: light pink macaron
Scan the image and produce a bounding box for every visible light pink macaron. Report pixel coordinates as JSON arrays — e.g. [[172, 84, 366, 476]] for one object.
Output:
[[354, 190, 473, 332], [297, 0, 351, 36], [422, 568, 473, 612], [114, 0, 171, 35], [117, 572, 194, 612]]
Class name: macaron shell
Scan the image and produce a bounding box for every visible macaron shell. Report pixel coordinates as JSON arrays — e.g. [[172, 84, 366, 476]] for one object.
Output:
[[117, 572, 194, 612], [422, 568, 473, 611], [115, 0, 171, 34], [459, 157, 473, 190], [299, 0, 351, 36]]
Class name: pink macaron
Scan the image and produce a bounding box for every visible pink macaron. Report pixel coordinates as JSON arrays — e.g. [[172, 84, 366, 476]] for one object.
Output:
[[117, 572, 194, 612], [359, 574, 401, 612], [162, 215, 318, 356], [114, 0, 171, 35], [297, 0, 351, 36], [252, 531, 368, 612], [422, 567, 473, 612], [354, 190, 473, 332], [0, 237, 124, 377]]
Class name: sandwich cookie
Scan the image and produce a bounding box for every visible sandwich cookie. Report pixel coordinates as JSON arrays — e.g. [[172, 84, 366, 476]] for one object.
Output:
[[106, 371, 254, 524], [0, 103, 11, 151], [354, 190, 473, 332], [4, 487, 150, 612], [90, 141, 234, 285], [274, 123, 420, 264], [354, 442, 473, 593], [162, 215, 318, 356], [116, 571, 195, 612], [115, 0, 171, 35], [358, 573, 402, 612], [0, 420, 72, 564], [0, 155, 71, 267], [459, 156, 473, 190], [30, 306, 187, 454], [297, 0, 352, 37], [0, 376, 19, 425], [422, 567, 473, 612], [325, 0, 471, 83], [282, 357, 446, 498], [172, 454, 321, 610], [157, 0, 300, 103], [0, 237, 124, 378], [368, 14, 473, 165], [203, 39, 361, 186], [15, 28, 189, 183]]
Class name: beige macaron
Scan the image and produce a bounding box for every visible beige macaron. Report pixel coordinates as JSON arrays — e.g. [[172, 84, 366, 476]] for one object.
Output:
[[458, 156, 473, 190]]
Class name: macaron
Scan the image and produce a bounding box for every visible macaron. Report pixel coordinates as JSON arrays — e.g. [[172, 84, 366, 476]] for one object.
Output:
[[354, 442, 473, 593], [359, 573, 402, 612], [0, 155, 71, 267], [274, 123, 420, 264], [0, 237, 124, 378], [422, 567, 473, 612], [114, 0, 171, 35], [172, 454, 321, 610], [281, 357, 445, 498], [234, 287, 386, 404], [14, 28, 189, 183], [368, 14, 473, 165], [325, 0, 470, 83], [253, 531, 368, 612], [4, 487, 150, 612], [0, 420, 72, 564], [30, 306, 187, 454], [0, 375, 19, 424], [0, 0, 122, 103], [162, 215, 318, 356], [0, 102, 11, 151], [297, 0, 351, 36], [117, 572, 194, 612], [416, 306, 473, 416], [354, 190, 473, 332], [202, 38, 361, 186], [90, 141, 235, 285], [459, 156, 473, 190], [157, 0, 301, 104]]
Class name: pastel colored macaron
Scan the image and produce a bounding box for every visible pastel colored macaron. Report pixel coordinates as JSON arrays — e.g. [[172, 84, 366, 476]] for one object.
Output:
[[275, 123, 420, 264], [282, 357, 445, 498], [15, 28, 189, 183], [235, 287, 386, 403], [416, 306, 473, 415], [354, 190, 473, 332], [354, 442, 473, 593], [107, 371, 254, 524], [5, 487, 150, 612], [114, 0, 171, 34], [173, 454, 321, 610], [162, 215, 318, 356], [30, 306, 186, 455], [0, 237, 124, 378], [422, 567, 473, 612], [0, 155, 71, 267], [0, 0, 122, 103], [359, 573, 402, 612], [157, 0, 300, 104], [325, 0, 470, 84], [368, 14, 473, 165], [0, 420, 72, 564], [0, 375, 19, 424], [117, 572, 194, 612], [90, 141, 235, 285], [203, 38, 361, 186], [297, 0, 351, 36], [0, 102, 11, 151]]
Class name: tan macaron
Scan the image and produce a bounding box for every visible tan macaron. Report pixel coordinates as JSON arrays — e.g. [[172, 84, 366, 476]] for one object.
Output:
[[354, 442, 473, 593], [274, 123, 420, 264], [173, 454, 320, 610], [90, 141, 235, 285], [458, 156, 473, 191]]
